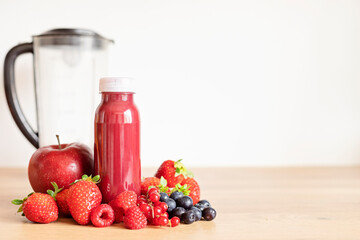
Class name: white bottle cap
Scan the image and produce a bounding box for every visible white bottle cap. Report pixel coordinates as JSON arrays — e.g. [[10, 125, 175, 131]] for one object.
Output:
[[99, 77, 134, 92]]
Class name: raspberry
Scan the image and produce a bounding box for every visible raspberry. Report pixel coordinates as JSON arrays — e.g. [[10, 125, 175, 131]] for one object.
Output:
[[112, 191, 137, 212], [90, 204, 115, 227], [124, 206, 147, 230], [141, 177, 160, 195], [109, 200, 124, 223]]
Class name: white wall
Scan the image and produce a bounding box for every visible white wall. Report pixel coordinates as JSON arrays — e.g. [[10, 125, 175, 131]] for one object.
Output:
[[1, 0, 360, 167]]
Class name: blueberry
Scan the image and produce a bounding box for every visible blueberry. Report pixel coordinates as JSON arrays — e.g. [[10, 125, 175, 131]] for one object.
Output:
[[202, 207, 216, 221], [198, 200, 211, 207], [165, 198, 176, 212], [171, 207, 186, 218], [160, 192, 169, 202], [170, 191, 184, 201], [190, 206, 202, 221], [194, 203, 206, 211], [181, 210, 196, 224], [176, 196, 193, 210]]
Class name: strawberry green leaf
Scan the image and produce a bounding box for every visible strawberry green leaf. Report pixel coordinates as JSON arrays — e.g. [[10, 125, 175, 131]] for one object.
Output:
[[47, 190, 55, 198], [186, 171, 194, 178], [92, 175, 100, 183], [158, 176, 169, 193], [70, 180, 79, 185], [82, 174, 89, 180], [160, 176, 167, 187], [49, 182, 63, 199], [51, 182, 58, 190], [170, 183, 190, 196], [174, 159, 194, 178], [11, 199, 23, 205], [17, 205, 23, 213], [47, 190, 53, 196]]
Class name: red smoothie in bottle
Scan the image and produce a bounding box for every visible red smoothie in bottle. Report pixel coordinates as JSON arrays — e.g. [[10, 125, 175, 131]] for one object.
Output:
[[94, 77, 140, 203]]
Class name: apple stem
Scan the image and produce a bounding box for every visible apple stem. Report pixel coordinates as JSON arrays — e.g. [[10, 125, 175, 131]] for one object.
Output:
[[56, 135, 62, 150]]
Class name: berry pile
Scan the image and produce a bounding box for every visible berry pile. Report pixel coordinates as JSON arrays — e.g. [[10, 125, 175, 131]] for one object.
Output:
[[140, 159, 217, 226], [162, 191, 216, 224], [11, 159, 216, 230], [135, 187, 180, 227]]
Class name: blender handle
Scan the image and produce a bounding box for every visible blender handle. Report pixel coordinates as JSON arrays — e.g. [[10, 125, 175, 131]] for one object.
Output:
[[3, 42, 39, 148]]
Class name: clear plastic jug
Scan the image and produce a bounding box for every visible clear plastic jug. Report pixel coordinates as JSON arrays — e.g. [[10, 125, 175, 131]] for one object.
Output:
[[4, 28, 113, 148]]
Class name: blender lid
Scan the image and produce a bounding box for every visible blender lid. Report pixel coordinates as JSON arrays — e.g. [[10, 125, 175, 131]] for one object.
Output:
[[35, 28, 113, 42], [33, 28, 114, 47]]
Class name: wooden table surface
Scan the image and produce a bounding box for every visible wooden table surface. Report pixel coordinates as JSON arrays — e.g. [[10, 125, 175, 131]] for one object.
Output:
[[1, 167, 360, 240]]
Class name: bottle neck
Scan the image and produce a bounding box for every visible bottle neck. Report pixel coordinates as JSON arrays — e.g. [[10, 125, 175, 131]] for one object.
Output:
[[101, 92, 134, 103]]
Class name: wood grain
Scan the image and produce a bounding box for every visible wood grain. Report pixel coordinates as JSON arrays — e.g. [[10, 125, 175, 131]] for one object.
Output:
[[1, 167, 360, 240]]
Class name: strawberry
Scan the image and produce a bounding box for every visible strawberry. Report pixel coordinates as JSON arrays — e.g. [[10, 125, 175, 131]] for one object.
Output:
[[54, 186, 70, 216], [124, 206, 147, 229], [141, 177, 160, 195], [155, 159, 193, 187], [66, 175, 102, 225], [181, 178, 200, 204], [12, 192, 59, 224]]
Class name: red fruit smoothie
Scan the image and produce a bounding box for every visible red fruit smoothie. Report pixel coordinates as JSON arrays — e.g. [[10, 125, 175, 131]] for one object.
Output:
[[94, 91, 141, 203]]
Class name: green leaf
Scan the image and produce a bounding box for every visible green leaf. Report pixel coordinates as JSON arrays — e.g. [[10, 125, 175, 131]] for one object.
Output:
[[47, 190, 55, 198], [11, 199, 23, 205], [51, 182, 58, 191], [17, 205, 23, 213], [160, 176, 167, 187], [92, 175, 100, 183], [27, 192, 34, 197], [170, 183, 190, 196], [186, 171, 194, 178], [82, 175, 88, 180]]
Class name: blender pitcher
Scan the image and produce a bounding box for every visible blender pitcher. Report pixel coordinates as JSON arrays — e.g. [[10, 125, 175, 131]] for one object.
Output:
[[4, 28, 113, 148]]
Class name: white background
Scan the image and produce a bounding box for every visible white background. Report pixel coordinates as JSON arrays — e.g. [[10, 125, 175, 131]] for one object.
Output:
[[1, 0, 360, 167]]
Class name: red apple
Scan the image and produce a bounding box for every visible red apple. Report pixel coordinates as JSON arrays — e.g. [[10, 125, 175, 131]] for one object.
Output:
[[28, 135, 93, 193]]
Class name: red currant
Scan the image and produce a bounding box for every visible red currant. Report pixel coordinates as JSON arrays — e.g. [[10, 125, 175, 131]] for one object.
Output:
[[170, 217, 180, 227], [149, 193, 160, 203], [157, 216, 169, 226], [162, 212, 169, 219], [154, 201, 162, 207], [148, 216, 156, 225], [148, 188, 159, 195], [137, 195, 147, 205], [153, 206, 162, 217], [139, 203, 151, 218], [158, 202, 168, 213]]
